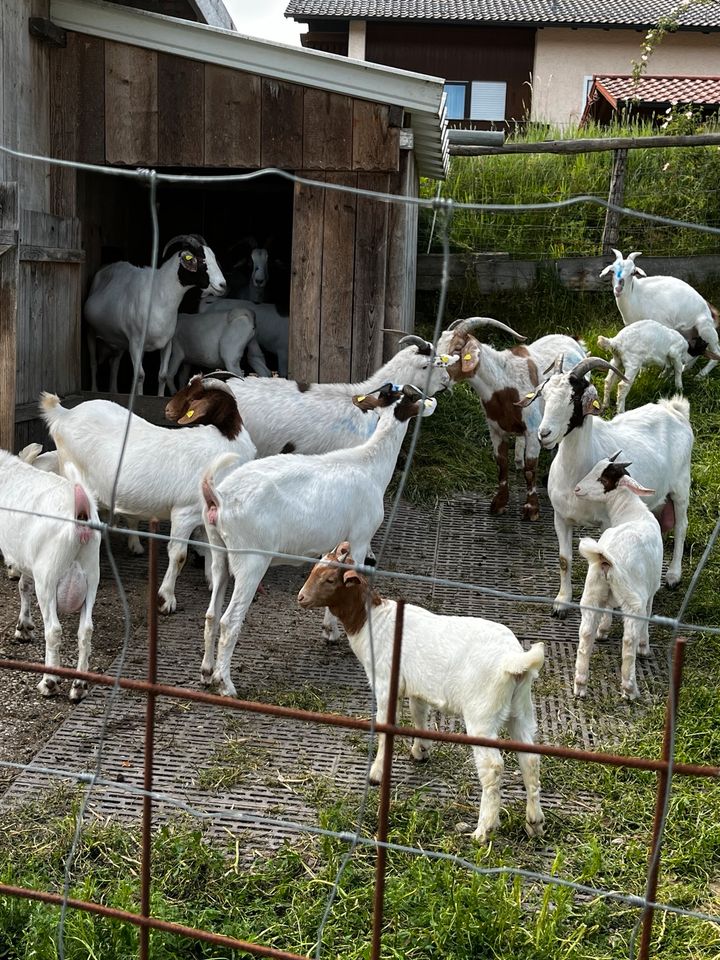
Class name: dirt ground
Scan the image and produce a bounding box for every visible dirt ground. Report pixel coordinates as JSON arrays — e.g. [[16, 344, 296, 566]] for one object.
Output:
[[0, 530, 153, 794]]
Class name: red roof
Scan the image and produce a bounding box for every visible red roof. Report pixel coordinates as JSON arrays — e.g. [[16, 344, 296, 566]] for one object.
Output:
[[593, 74, 720, 108]]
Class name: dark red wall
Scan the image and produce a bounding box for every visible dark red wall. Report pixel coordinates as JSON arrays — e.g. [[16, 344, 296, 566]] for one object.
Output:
[[365, 22, 535, 125]]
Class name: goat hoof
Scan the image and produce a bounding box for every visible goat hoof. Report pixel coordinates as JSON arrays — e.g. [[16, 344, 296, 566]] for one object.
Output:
[[411, 747, 430, 763], [368, 770, 382, 786], [551, 605, 569, 620], [70, 680, 89, 702], [37, 677, 58, 697], [573, 684, 587, 698], [471, 823, 498, 843], [664, 576, 680, 591], [621, 686, 640, 701], [522, 505, 540, 522], [200, 668, 214, 686], [157, 593, 176, 615], [489, 501, 508, 516], [525, 816, 545, 838], [14, 624, 34, 642]]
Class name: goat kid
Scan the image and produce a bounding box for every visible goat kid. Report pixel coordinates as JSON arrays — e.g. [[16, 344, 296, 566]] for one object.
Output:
[[84, 234, 226, 396], [199, 384, 437, 698], [0, 450, 100, 699], [41, 381, 256, 613], [199, 297, 287, 377], [298, 542, 545, 842], [597, 319, 693, 413], [169, 305, 258, 389], [573, 453, 663, 700], [519, 356, 692, 617], [437, 317, 585, 520], [600, 249, 720, 377]]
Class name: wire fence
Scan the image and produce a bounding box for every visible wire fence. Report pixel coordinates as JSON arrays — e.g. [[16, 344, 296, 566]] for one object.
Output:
[[0, 144, 719, 960]]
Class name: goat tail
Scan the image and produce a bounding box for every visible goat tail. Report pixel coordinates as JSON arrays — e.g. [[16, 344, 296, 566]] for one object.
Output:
[[596, 334, 614, 353], [659, 394, 691, 423], [201, 452, 241, 526], [579, 536, 612, 569], [504, 641, 545, 680], [63, 461, 100, 544], [39, 391, 64, 432]]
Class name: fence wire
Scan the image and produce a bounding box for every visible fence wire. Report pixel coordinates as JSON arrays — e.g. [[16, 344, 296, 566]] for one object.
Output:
[[0, 142, 719, 960]]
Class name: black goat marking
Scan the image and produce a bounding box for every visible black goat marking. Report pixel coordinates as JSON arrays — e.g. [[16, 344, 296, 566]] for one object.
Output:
[[566, 376, 589, 436], [599, 463, 628, 492], [687, 335, 709, 358], [280, 442, 296, 454], [296, 381, 311, 393]]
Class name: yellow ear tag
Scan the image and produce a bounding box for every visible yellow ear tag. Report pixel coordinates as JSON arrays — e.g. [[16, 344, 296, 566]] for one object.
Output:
[[440, 354, 450, 363], [185, 408, 195, 418], [463, 353, 472, 361], [592, 399, 600, 409], [356, 395, 366, 402], [525, 392, 535, 399], [183, 253, 194, 261]]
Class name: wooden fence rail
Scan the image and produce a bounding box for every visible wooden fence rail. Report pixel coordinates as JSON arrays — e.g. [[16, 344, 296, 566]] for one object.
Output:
[[416, 253, 720, 294]]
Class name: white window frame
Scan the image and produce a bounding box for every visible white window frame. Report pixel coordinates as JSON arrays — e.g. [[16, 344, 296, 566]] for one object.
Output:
[[469, 81, 507, 122], [582, 75, 595, 111]]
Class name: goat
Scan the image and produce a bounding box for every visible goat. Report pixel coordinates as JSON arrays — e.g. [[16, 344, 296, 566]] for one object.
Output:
[[84, 234, 226, 396], [519, 356, 693, 617], [168, 305, 259, 390], [599, 249, 720, 377], [40, 380, 256, 614], [572, 453, 663, 700], [297, 542, 545, 842], [597, 319, 693, 413], [199, 297, 287, 377], [199, 384, 437, 698], [165, 336, 451, 458], [0, 450, 100, 700], [437, 317, 585, 520]]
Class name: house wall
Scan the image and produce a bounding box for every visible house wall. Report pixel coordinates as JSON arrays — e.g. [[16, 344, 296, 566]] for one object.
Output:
[[365, 22, 536, 124], [532, 29, 720, 125]]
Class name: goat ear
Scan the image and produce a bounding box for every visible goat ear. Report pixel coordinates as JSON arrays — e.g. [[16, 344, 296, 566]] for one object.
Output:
[[633, 266, 647, 277], [353, 393, 379, 412], [179, 251, 199, 272], [343, 569, 363, 586], [599, 263, 614, 278], [176, 393, 212, 425], [618, 475, 655, 497], [460, 338, 481, 375], [581, 384, 602, 416]]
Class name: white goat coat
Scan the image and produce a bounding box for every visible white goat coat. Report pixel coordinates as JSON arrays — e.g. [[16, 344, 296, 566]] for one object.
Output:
[[202, 297, 287, 376], [170, 307, 257, 386], [42, 396, 256, 613], [217, 347, 449, 458]]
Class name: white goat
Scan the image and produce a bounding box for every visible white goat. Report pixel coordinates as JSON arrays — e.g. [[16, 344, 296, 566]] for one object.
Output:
[[572, 453, 663, 700], [598, 319, 693, 413], [236, 246, 269, 303], [200, 297, 287, 377], [168, 305, 260, 390], [297, 542, 545, 842], [40, 380, 256, 614], [437, 316, 585, 520], [84, 234, 226, 396], [519, 356, 692, 617], [0, 450, 100, 700], [199, 384, 437, 698], [166, 336, 451, 458], [600, 249, 720, 376]]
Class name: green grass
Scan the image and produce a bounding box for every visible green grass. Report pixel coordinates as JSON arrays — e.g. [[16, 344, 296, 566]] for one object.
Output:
[[421, 118, 720, 258]]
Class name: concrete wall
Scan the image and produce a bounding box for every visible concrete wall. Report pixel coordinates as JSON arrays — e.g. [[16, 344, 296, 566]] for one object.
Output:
[[531, 29, 720, 125]]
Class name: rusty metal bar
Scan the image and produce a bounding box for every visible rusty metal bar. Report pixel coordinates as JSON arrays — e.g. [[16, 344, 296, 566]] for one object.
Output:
[[638, 637, 687, 960], [0, 883, 308, 958], [370, 600, 405, 960], [139, 520, 159, 960], [1, 658, 717, 779]]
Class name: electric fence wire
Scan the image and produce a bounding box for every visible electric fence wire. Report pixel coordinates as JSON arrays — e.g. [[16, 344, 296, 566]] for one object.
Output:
[[0, 141, 719, 958]]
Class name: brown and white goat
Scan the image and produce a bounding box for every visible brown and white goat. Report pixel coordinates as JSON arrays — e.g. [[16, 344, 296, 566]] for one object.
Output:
[[298, 542, 545, 842], [437, 317, 586, 520]]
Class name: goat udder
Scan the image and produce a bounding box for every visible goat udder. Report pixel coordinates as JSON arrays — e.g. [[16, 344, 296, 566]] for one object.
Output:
[[657, 497, 675, 534], [57, 562, 88, 614]]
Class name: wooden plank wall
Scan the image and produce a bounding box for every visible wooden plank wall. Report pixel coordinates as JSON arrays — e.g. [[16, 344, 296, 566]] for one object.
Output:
[[50, 35, 400, 175]]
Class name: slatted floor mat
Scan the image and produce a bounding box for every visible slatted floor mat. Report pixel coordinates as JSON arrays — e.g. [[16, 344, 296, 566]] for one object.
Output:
[[0, 487, 671, 849]]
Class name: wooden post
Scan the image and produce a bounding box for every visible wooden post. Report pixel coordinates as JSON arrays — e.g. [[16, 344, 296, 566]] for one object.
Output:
[[602, 148, 628, 255], [0, 183, 18, 451]]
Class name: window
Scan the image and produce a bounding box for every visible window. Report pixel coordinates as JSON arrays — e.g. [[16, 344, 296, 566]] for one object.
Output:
[[582, 75, 595, 110], [443, 81, 507, 122]]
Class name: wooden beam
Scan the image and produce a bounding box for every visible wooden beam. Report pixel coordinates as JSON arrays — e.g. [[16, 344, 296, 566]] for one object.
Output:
[[19, 244, 84, 263], [29, 16, 66, 46], [450, 133, 720, 157]]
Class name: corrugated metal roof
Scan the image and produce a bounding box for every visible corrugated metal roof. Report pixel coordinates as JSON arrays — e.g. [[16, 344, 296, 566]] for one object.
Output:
[[285, 0, 720, 30], [595, 74, 720, 106], [49, 0, 448, 178]]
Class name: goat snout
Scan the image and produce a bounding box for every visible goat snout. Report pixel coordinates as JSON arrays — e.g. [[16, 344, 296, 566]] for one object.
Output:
[[538, 428, 553, 447], [297, 590, 311, 608], [613, 279, 624, 296]]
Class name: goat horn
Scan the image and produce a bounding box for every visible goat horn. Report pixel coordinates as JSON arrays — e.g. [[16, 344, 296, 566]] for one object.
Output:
[[611, 248, 623, 261], [162, 234, 207, 258], [542, 353, 565, 376], [447, 316, 527, 341], [201, 369, 238, 382], [608, 450, 622, 462], [628, 251, 643, 261], [397, 335, 433, 356], [569, 356, 624, 380]]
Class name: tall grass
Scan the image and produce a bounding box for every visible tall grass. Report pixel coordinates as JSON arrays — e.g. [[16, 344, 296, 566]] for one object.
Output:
[[421, 118, 720, 258]]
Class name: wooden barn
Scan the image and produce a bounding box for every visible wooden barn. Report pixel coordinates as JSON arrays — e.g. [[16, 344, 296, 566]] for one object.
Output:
[[0, 0, 448, 450]]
